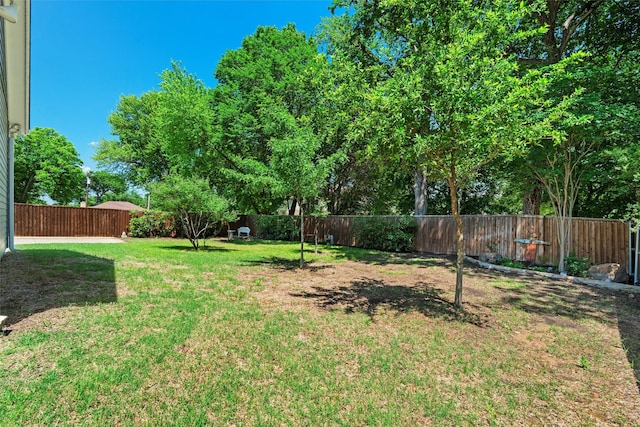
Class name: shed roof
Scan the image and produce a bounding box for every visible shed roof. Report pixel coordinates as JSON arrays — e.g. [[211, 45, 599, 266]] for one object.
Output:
[[93, 201, 145, 211]]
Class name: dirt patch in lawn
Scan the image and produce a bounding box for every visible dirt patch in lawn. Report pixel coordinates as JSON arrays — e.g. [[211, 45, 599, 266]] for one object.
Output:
[[241, 252, 640, 425]]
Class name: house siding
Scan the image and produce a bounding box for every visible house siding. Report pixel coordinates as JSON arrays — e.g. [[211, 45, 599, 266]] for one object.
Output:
[[0, 19, 8, 256]]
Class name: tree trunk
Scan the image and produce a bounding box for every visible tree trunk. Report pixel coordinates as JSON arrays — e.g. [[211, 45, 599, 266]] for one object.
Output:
[[556, 159, 576, 273], [185, 213, 199, 251], [18, 174, 36, 203], [299, 199, 305, 268], [534, 137, 587, 274], [289, 198, 298, 216], [448, 177, 464, 308], [557, 217, 568, 273], [414, 169, 428, 215], [522, 182, 542, 215]]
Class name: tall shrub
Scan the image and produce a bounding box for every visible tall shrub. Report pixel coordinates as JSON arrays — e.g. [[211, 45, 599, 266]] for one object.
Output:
[[151, 175, 236, 250], [352, 216, 416, 253], [254, 216, 300, 241], [129, 212, 175, 238]]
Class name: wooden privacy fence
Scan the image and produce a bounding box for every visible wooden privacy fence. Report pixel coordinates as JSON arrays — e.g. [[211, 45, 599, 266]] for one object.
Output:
[[15, 205, 629, 270], [237, 214, 630, 270], [14, 203, 134, 237]]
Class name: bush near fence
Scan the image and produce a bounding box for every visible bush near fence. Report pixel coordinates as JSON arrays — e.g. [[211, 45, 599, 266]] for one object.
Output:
[[253, 215, 299, 241], [129, 211, 175, 238], [352, 216, 416, 252]]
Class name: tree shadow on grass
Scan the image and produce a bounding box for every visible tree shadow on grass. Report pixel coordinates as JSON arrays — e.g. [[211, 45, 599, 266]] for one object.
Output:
[[493, 274, 623, 323], [323, 246, 452, 268], [223, 238, 297, 246], [244, 256, 333, 272], [159, 238, 301, 252], [0, 249, 117, 329], [291, 278, 484, 326], [489, 268, 640, 393], [615, 294, 640, 393], [158, 244, 236, 253]]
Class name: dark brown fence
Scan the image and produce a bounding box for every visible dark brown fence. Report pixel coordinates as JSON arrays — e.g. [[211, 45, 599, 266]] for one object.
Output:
[[237, 214, 630, 270], [14, 203, 133, 237]]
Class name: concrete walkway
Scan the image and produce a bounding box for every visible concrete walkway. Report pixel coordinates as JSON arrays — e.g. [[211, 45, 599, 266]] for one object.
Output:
[[14, 236, 126, 245]]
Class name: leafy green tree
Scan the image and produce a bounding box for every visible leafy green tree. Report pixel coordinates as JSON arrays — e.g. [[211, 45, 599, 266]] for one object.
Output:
[[513, 0, 639, 214], [330, 0, 551, 307], [212, 24, 328, 214], [528, 56, 640, 272], [154, 62, 217, 178], [14, 127, 85, 204], [102, 190, 147, 208], [318, 12, 429, 216], [583, 1, 639, 60], [88, 170, 127, 204], [515, 0, 605, 67], [95, 91, 170, 187], [270, 126, 332, 267], [95, 26, 382, 216], [508, 0, 640, 268], [573, 141, 640, 220], [151, 175, 235, 251]]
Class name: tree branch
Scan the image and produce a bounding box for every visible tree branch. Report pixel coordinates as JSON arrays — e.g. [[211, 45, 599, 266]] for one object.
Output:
[[559, 0, 604, 57]]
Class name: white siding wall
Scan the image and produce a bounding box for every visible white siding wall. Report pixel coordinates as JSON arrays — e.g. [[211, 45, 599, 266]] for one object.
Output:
[[0, 19, 8, 256]]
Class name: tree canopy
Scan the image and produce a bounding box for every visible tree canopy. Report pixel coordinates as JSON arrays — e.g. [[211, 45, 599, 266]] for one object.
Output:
[[326, 0, 559, 306], [90, 3, 638, 295], [88, 170, 127, 204], [95, 91, 170, 187], [211, 23, 331, 214], [14, 127, 85, 205]]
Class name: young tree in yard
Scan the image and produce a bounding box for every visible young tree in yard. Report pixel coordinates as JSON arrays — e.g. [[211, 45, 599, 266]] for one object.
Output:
[[330, 0, 551, 307], [270, 125, 332, 268], [151, 175, 235, 251], [529, 56, 640, 272], [14, 127, 85, 204]]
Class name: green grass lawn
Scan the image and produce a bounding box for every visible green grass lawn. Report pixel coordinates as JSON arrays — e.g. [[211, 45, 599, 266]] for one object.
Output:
[[1, 238, 639, 426]]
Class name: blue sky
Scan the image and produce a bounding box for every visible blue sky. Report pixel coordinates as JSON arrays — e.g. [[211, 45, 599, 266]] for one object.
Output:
[[30, 0, 335, 172]]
